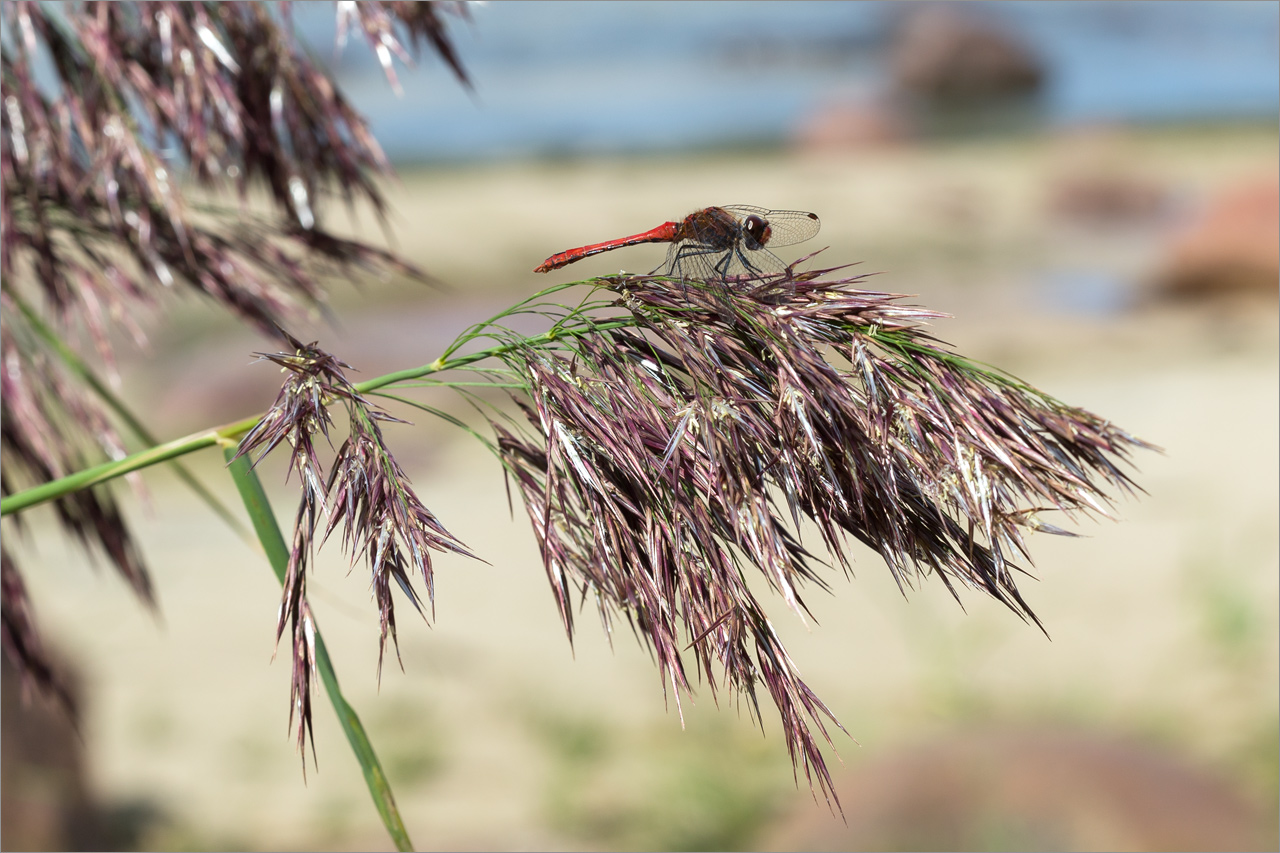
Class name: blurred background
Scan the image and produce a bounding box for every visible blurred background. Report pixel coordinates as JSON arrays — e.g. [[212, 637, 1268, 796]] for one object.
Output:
[[4, 1, 1278, 850]]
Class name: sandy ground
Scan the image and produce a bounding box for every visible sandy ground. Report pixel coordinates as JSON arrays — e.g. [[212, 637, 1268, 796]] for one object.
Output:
[[8, 123, 1279, 850]]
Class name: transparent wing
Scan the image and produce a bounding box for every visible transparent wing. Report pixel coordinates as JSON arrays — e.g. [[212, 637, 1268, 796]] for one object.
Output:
[[665, 240, 787, 281], [723, 205, 820, 248]]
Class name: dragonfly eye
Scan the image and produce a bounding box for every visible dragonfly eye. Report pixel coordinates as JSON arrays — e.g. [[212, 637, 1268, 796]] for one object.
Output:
[[742, 214, 771, 249]]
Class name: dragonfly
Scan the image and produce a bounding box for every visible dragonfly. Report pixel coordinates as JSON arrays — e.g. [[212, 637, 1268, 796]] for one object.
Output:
[[534, 205, 820, 281]]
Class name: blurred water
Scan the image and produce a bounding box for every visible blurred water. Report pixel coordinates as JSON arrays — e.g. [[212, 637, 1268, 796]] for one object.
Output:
[[297, 0, 1280, 162]]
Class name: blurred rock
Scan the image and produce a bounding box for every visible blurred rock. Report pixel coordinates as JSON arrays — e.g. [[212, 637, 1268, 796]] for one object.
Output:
[[1152, 174, 1280, 301], [762, 726, 1275, 852], [1049, 173, 1170, 226], [793, 95, 912, 152], [1046, 125, 1172, 226], [1, 653, 162, 851], [1, 652, 93, 851], [890, 5, 1044, 105]]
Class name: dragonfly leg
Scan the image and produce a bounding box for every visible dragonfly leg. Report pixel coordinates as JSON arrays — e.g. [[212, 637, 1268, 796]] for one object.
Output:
[[669, 244, 719, 280]]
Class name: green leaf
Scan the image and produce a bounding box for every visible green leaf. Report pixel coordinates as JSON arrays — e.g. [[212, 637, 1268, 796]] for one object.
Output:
[[224, 446, 415, 852]]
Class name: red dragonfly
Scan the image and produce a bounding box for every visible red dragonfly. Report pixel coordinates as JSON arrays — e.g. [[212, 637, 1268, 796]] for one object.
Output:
[[534, 205, 820, 281]]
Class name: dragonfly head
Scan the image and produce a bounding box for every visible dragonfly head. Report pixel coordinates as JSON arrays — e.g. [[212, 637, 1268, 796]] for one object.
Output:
[[741, 214, 772, 250]]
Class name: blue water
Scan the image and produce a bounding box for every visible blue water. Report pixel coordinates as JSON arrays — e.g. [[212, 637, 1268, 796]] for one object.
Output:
[[295, 0, 1278, 163]]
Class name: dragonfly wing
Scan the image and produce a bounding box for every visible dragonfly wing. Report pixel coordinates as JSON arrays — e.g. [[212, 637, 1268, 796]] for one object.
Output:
[[757, 210, 821, 247], [668, 243, 785, 280], [665, 242, 717, 279], [728, 245, 786, 278], [720, 205, 820, 247], [722, 204, 771, 219]]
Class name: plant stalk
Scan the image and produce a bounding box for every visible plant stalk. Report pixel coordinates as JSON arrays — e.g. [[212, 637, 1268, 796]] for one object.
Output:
[[0, 318, 634, 516]]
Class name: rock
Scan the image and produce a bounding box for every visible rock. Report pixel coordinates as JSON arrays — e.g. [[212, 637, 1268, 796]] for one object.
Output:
[[1049, 173, 1170, 226], [1046, 125, 1172, 226], [1, 653, 162, 850], [1, 653, 92, 852], [762, 726, 1274, 852], [1153, 173, 1280, 301], [793, 96, 913, 152], [890, 6, 1044, 105]]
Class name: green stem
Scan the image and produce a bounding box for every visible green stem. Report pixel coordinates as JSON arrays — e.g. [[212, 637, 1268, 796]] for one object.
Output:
[[11, 293, 253, 539], [224, 448, 414, 851], [4, 271, 1017, 520], [0, 317, 635, 517]]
